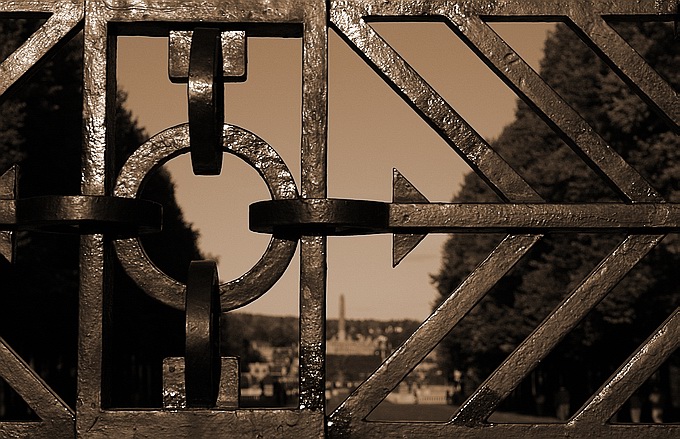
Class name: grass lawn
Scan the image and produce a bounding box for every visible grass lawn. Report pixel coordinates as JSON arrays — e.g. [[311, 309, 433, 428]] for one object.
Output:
[[328, 396, 559, 424]]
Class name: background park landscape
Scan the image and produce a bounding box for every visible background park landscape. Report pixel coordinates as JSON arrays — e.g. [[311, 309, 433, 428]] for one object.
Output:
[[0, 14, 678, 425]]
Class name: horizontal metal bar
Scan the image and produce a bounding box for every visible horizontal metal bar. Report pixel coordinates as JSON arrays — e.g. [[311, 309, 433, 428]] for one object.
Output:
[[250, 199, 389, 234], [390, 203, 680, 232], [251, 200, 680, 235], [330, 0, 678, 19], [339, 421, 680, 439], [99, 0, 305, 23], [0, 195, 161, 235], [80, 409, 324, 438]]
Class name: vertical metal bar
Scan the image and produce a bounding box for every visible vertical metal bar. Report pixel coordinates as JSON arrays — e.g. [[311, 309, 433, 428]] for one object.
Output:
[[78, 0, 113, 435], [299, 0, 328, 414]]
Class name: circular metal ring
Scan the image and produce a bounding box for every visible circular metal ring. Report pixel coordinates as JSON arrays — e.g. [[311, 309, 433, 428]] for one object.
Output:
[[113, 124, 298, 311]]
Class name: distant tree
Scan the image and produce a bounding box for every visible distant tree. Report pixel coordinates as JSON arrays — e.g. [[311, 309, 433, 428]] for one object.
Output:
[[0, 20, 201, 413], [432, 21, 679, 414]]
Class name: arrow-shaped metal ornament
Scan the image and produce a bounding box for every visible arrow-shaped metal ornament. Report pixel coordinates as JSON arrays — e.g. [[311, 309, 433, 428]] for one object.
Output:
[[392, 169, 429, 267], [0, 165, 17, 263]]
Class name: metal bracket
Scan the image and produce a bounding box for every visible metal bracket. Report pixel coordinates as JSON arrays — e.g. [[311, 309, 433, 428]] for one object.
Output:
[[169, 28, 248, 175], [162, 260, 240, 410], [168, 30, 247, 83], [0, 165, 161, 243]]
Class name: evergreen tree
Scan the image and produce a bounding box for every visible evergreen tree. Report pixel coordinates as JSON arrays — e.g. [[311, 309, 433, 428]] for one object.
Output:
[[0, 20, 201, 414], [432, 21, 679, 415]]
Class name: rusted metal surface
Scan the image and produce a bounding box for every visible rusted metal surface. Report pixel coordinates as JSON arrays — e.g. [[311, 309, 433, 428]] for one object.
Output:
[[252, 200, 680, 234], [0, 194, 160, 233], [0, 0, 677, 438]]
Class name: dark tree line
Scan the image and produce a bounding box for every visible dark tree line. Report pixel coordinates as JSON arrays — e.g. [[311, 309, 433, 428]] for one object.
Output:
[[432, 21, 679, 419], [0, 19, 202, 415]]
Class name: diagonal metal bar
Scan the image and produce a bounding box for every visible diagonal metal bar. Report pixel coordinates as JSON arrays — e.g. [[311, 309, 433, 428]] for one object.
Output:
[[448, 14, 662, 202], [569, 15, 679, 130], [332, 0, 665, 203], [330, 4, 542, 203], [0, 0, 83, 101], [329, 234, 542, 428], [452, 234, 664, 425], [572, 308, 680, 425], [0, 338, 75, 438]]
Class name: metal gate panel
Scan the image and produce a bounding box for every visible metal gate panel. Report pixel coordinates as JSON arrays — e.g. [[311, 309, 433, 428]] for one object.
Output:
[[0, 0, 678, 438]]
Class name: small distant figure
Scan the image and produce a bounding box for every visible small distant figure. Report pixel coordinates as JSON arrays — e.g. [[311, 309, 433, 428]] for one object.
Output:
[[629, 392, 642, 423], [649, 388, 663, 423], [535, 392, 546, 417], [413, 387, 419, 405], [273, 379, 287, 406], [555, 386, 570, 421]]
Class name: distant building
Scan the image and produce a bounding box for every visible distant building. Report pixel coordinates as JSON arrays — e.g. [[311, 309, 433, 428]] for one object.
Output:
[[327, 294, 390, 357], [240, 343, 298, 407], [246, 362, 270, 385], [326, 295, 392, 387]]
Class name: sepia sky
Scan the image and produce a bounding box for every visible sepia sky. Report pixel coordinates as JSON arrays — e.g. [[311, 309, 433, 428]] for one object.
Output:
[[117, 22, 554, 321]]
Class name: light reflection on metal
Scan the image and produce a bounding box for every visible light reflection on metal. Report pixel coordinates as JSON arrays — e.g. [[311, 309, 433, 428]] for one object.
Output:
[[184, 260, 221, 408], [187, 28, 224, 175], [0, 0, 677, 438], [0, 0, 83, 101], [169, 30, 247, 82]]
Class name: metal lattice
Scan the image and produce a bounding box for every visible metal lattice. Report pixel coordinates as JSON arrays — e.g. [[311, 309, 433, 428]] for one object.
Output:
[[0, 0, 678, 437]]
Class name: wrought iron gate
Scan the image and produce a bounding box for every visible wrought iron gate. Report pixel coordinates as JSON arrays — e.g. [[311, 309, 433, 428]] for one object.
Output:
[[0, 0, 678, 437]]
